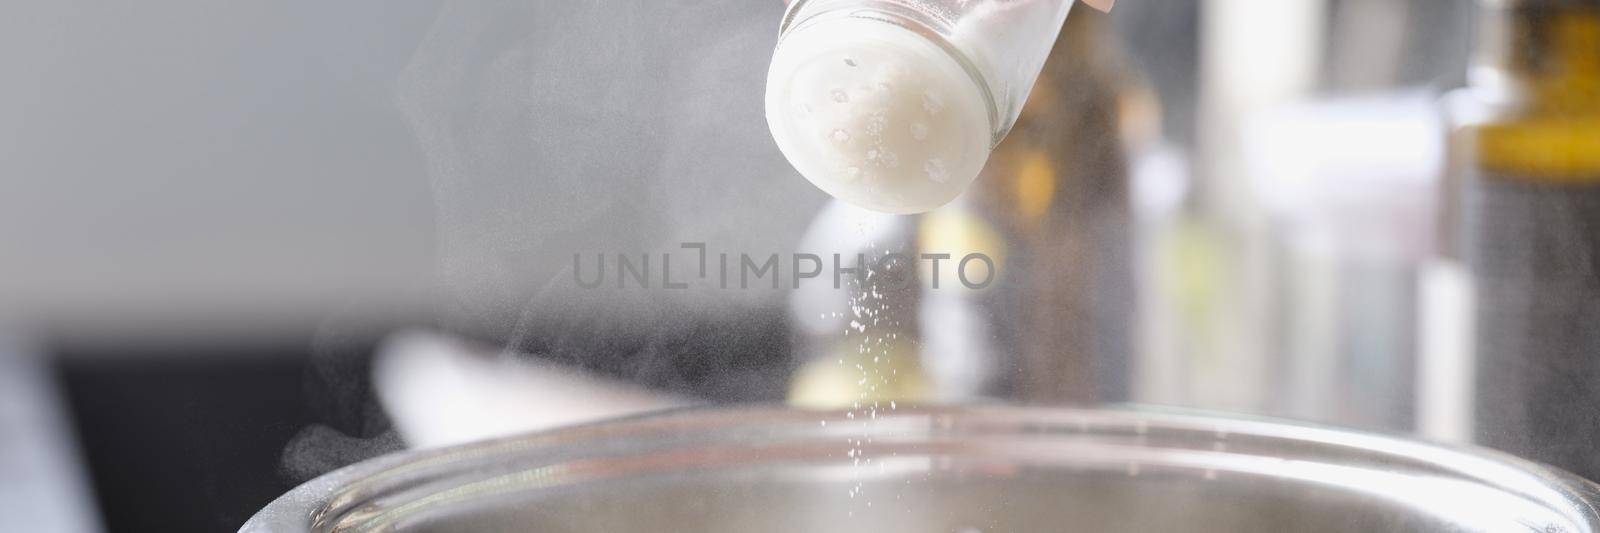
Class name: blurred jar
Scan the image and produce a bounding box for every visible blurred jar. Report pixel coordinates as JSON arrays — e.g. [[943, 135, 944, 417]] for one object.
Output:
[[786, 8, 1139, 407], [962, 9, 1138, 403], [1449, 0, 1600, 480]]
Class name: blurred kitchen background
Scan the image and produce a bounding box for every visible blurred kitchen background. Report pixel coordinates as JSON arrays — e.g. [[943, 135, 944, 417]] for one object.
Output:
[[6, 0, 1594, 531]]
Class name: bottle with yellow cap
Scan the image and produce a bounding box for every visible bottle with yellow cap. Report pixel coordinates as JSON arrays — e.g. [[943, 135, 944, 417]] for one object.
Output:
[[1452, 0, 1600, 480]]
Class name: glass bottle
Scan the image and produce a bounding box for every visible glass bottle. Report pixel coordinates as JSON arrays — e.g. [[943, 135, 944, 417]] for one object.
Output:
[[1452, 0, 1600, 480]]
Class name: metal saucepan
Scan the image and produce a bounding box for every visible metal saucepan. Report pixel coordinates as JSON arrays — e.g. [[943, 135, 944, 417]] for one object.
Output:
[[242, 406, 1600, 532]]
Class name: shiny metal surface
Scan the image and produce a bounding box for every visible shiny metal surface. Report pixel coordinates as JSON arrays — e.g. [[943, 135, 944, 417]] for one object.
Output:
[[243, 406, 1600, 532]]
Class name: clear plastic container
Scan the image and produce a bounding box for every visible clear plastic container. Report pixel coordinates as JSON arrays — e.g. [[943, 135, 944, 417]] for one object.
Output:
[[777, 0, 1075, 143], [243, 406, 1600, 532], [764, 0, 1075, 214]]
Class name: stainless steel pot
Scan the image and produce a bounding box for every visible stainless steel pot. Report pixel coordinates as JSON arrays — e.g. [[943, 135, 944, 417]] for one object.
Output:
[[243, 406, 1600, 532]]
